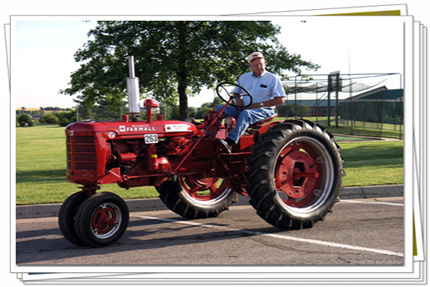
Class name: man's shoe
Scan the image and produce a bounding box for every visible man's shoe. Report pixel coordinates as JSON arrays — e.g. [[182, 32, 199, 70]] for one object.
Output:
[[216, 138, 234, 154]]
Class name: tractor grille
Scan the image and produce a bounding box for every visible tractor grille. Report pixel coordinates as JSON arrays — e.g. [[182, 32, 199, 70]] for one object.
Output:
[[66, 136, 72, 170], [67, 136, 97, 171]]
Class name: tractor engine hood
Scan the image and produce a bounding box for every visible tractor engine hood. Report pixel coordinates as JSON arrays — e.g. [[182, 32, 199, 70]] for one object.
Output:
[[65, 120, 198, 138]]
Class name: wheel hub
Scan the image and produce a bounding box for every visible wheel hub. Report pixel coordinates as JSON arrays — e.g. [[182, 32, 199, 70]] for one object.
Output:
[[92, 205, 118, 235], [275, 143, 321, 207]]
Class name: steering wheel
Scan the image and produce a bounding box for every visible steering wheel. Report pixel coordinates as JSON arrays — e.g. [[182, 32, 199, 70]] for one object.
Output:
[[216, 82, 253, 109]]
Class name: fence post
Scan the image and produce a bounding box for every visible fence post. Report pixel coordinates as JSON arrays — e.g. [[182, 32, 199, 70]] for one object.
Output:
[[335, 73, 340, 128], [315, 82, 318, 124], [327, 75, 331, 127], [294, 76, 297, 119]]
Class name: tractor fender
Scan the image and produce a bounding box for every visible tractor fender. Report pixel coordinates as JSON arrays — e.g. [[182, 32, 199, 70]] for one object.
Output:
[[254, 121, 283, 142]]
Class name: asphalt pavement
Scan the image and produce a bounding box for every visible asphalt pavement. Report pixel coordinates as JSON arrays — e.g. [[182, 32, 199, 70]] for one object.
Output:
[[16, 184, 403, 219], [16, 196, 404, 266]]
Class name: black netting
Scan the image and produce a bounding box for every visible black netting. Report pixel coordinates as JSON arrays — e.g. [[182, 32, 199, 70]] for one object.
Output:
[[279, 73, 403, 139]]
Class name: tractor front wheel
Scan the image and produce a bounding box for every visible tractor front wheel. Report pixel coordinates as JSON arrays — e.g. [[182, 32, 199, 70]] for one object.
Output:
[[157, 175, 239, 219], [58, 191, 88, 246], [73, 192, 129, 247]]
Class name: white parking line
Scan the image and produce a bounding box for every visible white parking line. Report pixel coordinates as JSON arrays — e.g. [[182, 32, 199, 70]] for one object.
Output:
[[138, 215, 404, 258], [340, 199, 403, 207]]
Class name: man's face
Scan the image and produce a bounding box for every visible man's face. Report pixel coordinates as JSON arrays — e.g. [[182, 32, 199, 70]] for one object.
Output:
[[249, 58, 266, 76]]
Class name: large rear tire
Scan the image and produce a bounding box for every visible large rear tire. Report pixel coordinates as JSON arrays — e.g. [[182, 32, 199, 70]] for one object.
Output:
[[246, 119, 345, 229], [157, 175, 239, 219]]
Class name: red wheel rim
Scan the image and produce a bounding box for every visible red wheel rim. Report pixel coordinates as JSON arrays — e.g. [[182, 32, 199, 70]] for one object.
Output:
[[91, 203, 121, 238], [275, 140, 322, 208], [179, 175, 230, 202]]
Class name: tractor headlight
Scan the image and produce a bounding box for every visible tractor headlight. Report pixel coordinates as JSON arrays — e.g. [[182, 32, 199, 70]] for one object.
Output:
[[108, 131, 117, 139]]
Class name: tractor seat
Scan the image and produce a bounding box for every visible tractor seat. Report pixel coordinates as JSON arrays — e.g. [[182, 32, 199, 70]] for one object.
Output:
[[248, 113, 278, 129]]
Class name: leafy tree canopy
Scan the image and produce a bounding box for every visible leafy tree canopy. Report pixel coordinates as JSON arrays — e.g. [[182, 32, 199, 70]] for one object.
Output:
[[17, 113, 33, 127], [62, 21, 319, 119]]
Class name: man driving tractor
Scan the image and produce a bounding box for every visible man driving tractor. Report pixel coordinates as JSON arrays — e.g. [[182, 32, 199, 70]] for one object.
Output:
[[216, 52, 286, 153]]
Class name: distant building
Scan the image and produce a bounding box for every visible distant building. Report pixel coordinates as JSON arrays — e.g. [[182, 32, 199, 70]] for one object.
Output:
[[339, 87, 403, 124], [343, 86, 403, 101]]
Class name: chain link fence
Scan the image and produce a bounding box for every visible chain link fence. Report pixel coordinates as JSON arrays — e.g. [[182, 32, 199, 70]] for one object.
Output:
[[281, 73, 403, 139]]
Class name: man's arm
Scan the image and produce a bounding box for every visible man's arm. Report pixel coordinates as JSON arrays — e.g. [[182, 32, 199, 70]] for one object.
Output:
[[246, 97, 285, 110]]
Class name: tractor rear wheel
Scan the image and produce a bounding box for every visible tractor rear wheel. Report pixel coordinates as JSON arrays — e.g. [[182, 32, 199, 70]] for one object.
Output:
[[73, 192, 129, 247], [246, 119, 345, 229], [157, 175, 239, 219]]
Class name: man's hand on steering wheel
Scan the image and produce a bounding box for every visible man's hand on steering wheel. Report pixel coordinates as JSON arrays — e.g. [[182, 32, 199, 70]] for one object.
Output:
[[216, 82, 253, 109], [232, 93, 244, 110]]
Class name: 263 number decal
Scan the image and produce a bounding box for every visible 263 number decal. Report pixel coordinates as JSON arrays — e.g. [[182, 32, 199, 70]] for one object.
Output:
[[144, 134, 159, 144]]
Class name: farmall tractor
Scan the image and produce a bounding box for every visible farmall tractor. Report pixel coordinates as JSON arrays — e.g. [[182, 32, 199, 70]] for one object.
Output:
[[59, 56, 345, 247]]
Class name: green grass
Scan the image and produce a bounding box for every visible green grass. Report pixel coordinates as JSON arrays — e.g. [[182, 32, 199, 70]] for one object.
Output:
[[15, 124, 404, 205], [338, 141, 404, 186], [16, 125, 158, 205]]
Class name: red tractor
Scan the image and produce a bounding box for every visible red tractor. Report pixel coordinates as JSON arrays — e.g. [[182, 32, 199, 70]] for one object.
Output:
[[59, 57, 345, 247]]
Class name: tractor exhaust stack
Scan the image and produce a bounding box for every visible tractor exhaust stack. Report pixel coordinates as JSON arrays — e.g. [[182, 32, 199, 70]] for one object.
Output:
[[126, 55, 140, 116]]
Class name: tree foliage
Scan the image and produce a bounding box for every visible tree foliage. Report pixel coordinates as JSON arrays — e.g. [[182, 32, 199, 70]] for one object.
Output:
[[39, 111, 77, 126], [17, 113, 33, 127], [62, 21, 319, 119], [39, 113, 60, 125]]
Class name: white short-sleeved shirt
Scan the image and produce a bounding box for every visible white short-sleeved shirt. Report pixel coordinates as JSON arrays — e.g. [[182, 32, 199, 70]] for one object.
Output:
[[233, 71, 286, 108]]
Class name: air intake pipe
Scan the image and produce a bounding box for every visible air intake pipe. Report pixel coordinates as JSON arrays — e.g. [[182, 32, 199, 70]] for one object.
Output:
[[126, 55, 140, 117]]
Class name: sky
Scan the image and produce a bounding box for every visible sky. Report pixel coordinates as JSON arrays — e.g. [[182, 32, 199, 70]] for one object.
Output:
[[13, 20, 98, 109], [11, 16, 406, 109]]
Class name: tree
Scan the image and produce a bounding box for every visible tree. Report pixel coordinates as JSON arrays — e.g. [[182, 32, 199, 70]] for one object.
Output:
[[55, 110, 77, 126], [195, 97, 224, 119], [62, 21, 319, 120], [17, 113, 33, 127], [39, 113, 59, 125]]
